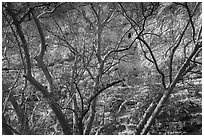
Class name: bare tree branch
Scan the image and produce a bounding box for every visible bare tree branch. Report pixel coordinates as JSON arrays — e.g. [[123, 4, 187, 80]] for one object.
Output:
[[6, 3, 32, 76], [137, 37, 166, 88], [32, 10, 54, 92], [82, 79, 123, 117]]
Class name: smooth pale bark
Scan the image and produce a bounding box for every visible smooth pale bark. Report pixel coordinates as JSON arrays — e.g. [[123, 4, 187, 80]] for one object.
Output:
[[140, 41, 201, 134], [72, 94, 79, 134], [135, 102, 157, 134], [135, 93, 163, 134], [141, 90, 170, 135]]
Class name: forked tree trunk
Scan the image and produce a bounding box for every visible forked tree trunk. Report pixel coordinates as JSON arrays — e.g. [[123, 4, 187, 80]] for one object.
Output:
[[135, 93, 163, 134], [135, 102, 157, 134], [138, 42, 201, 134], [141, 89, 171, 134]]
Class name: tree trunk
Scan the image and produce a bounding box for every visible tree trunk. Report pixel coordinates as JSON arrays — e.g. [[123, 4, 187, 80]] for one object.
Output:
[[141, 89, 170, 134], [136, 93, 163, 134], [139, 42, 200, 134], [8, 92, 31, 134], [24, 75, 72, 135], [77, 117, 84, 135], [72, 94, 79, 134], [135, 102, 157, 134], [84, 98, 97, 135]]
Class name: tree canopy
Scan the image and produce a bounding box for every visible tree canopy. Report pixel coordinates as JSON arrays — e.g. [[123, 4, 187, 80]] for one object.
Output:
[[2, 2, 202, 135]]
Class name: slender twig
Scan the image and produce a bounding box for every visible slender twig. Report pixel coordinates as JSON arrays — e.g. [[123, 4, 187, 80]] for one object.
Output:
[[3, 70, 22, 113], [3, 11, 26, 74], [37, 3, 65, 18]]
